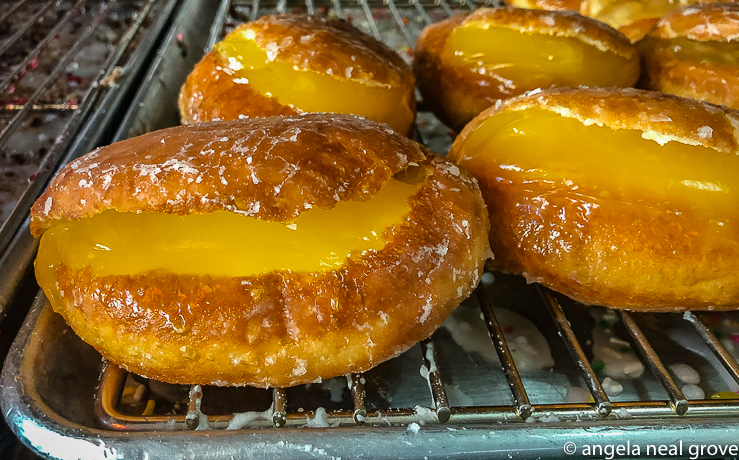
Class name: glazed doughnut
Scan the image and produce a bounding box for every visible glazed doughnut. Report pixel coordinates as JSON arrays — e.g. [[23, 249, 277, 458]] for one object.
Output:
[[178, 14, 416, 136], [413, 7, 639, 132], [449, 87, 739, 311], [30, 114, 491, 387], [638, 3, 739, 110], [580, 0, 735, 42]]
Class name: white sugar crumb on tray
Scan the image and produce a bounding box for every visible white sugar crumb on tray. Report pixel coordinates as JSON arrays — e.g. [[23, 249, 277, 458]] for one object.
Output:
[[306, 407, 330, 428], [185, 385, 210, 430], [445, 383, 474, 406], [413, 405, 436, 425], [227, 404, 274, 430], [601, 377, 623, 396], [589, 307, 645, 379], [481, 271, 495, 286], [565, 386, 593, 404], [669, 363, 701, 384], [319, 377, 347, 403], [681, 384, 705, 400], [536, 412, 561, 423]]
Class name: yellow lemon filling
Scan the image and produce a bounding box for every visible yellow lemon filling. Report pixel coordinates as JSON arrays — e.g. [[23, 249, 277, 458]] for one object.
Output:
[[216, 31, 414, 134], [453, 109, 738, 231], [447, 24, 638, 91], [36, 178, 418, 304], [641, 36, 739, 66]]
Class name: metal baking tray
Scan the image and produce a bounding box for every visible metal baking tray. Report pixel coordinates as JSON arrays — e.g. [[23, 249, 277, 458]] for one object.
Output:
[[4, 0, 739, 459]]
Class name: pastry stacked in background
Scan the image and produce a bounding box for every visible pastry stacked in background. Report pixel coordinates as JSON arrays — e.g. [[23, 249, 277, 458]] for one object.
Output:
[[638, 2, 739, 110], [179, 14, 417, 136], [413, 6, 641, 131]]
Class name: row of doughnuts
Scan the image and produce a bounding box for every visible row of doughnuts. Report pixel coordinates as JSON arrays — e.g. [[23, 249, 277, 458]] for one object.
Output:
[[30, 5, 739, 390], [177, 4, 739, 136], [200, 7, 734, 312], [433, 3, 739, 311]]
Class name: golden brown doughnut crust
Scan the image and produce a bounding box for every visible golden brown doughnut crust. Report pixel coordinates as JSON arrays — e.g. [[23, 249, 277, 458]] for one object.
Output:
[[178, 14, 415, 129], [229, 15, 412, 86], [32, 114, 491, 387], [617, 17, 661, 42], [32, 115, 424, 235], [450, 87, 739, 311], [413, 7, 637, 131], [649, 2, 739, 41], [638, 3, 739, 109], [641, 64, 739, 110]]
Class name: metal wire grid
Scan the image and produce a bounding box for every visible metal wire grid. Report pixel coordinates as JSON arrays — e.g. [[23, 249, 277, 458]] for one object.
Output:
[[91, 0, 739, 432], [212, 0, 498, 44], [0, 0, 164, 257]]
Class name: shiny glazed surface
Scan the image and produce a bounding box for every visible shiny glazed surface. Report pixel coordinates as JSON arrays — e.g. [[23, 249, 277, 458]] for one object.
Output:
[[447, 25, 637, 90], [215, 31, 414, 134]]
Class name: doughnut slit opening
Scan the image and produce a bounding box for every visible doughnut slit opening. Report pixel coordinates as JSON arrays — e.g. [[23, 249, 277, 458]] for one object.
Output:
[[36, 178, 419, 307], [641, 36, 739, 65], [447, 24, 638, 91], [215, 32, 414, 134], [454, 108, 738, 233]]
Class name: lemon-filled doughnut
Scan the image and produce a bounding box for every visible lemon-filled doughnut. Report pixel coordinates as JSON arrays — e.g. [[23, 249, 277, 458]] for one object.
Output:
[[580, 0, 735, 42], [178, 14, 416, 136], [449, 87, 739, 311], [638, 2, 739, 110], [413, 7, 639, 132], [31, 114, 490, 387]]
